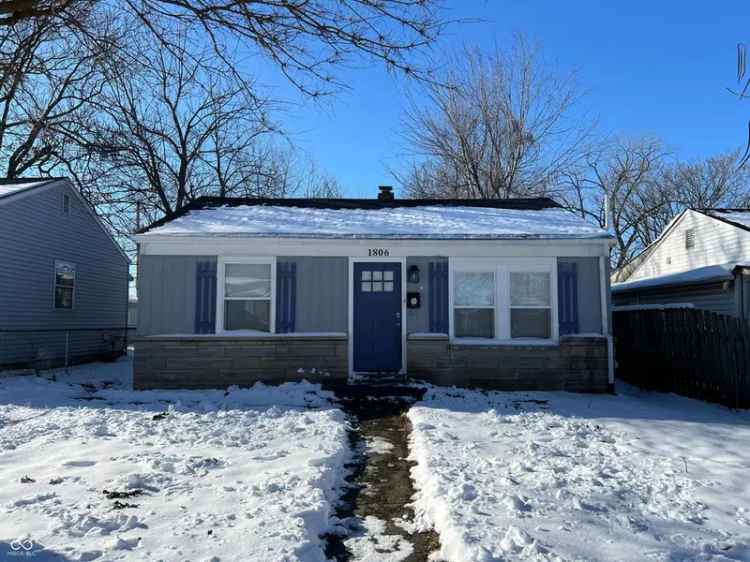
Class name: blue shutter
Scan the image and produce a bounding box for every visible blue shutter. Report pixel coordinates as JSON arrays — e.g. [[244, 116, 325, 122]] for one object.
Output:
[[429, 261, 449, 333], [276, 262, 297, 333], [195, 261, 217, 334], [558, 262, 579, 335]]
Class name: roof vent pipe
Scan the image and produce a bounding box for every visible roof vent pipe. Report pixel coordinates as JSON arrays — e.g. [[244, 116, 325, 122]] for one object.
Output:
[[377, 185, 394, 202], [604, 191, 614, 232]]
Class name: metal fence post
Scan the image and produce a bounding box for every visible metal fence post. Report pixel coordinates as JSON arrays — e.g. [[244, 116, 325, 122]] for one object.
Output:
[[64, 331, 70, 373]]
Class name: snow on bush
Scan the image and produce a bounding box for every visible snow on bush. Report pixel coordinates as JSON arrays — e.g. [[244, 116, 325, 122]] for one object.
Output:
[[0, 358, 350, 562], [408, 385, 750, 562]]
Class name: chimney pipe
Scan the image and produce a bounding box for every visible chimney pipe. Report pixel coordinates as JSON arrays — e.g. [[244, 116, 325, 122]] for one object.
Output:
[[377, 185, 394, 202]]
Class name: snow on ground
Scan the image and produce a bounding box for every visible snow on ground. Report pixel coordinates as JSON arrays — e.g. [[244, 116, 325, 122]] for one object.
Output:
[[343, 516, 414, 562], [0, 356, 350, 562], [408, 384, 750, 562]]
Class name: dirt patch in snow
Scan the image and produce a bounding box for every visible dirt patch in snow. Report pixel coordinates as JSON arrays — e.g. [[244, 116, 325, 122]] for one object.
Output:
[[326, 390, 441, 562]]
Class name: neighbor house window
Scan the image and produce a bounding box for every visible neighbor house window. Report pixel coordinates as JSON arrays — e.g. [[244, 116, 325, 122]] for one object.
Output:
[[451, 259, 556, 342], [685, 229, 695, 250], [220, 259, 274, 332], [54, 260, 75, 309], [63, 193, 70, 215]]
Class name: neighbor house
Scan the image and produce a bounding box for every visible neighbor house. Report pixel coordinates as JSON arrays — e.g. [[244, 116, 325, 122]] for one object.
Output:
[[612, 208, 750, 322], [133, 187, 615, 391], [0, 178, 130, 370]]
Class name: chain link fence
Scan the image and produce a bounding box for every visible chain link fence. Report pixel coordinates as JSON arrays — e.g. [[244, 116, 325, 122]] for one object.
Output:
[[0, 327, 133, 373]]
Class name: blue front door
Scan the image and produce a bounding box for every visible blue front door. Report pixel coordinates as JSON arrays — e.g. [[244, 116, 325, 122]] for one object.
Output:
[[353, 262, 402, 372]]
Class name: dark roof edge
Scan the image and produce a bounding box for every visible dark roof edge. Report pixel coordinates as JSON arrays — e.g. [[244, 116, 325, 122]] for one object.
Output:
[[612, 276, 732, 294], [136, 195, 562, 234], [694, 208, 750, 234], [612, 264, 744, 294]]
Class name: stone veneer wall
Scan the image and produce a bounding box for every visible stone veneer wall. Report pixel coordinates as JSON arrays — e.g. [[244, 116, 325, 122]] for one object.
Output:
[[407, 334, 610, 392], [134, 335, 348, 390], [134, 334, 609, 392]]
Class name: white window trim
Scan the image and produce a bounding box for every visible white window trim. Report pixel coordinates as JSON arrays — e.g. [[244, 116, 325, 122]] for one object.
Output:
[[53, 260, 76, 310], [216, 256, 276, 335], [449, 257, 559, 345]]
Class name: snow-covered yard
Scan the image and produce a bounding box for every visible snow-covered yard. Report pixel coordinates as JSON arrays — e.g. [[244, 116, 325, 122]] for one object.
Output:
[[5, 357, 750, 562], [0, 357, 349, 562], [408, 385, 750, 562]]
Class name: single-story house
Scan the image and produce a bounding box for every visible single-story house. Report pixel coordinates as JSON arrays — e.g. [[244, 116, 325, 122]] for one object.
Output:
[[133, 187, 615, 391], [612, 208, 750, 322], [0, 178, 131, 370]]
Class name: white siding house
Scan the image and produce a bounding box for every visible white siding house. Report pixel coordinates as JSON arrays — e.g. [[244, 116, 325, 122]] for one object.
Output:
[[613, 209, 750, 322]]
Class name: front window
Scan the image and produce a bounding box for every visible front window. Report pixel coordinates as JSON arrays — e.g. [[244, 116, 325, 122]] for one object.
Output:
[[510, 272, 551, 339], [54, 260, 75, 309], [452, 259, 556, 342], [453, 271, 495, 338], [223, 262, 272, 331]]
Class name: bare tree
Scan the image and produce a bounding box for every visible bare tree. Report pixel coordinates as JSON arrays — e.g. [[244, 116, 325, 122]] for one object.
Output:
[[562, 139, 750, 273], [0, 5, 115, 177], [77, 36, 276, 224], [648, 151, 750, 237], [399, 36, 592, 199], [561, 138, 667, 270], [0, 0, 78, 25], [242, 144, 343, 198], [0, 0, 447, 96], [0, 0, 439, 236]]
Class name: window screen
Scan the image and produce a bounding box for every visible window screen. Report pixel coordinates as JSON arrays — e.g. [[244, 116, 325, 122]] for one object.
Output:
[[453, 271, 495, 338], [223, 263, 272, 331], [54, 261, 75, 309], [510, 271, 552, 339], [685, 229, 696, 250]]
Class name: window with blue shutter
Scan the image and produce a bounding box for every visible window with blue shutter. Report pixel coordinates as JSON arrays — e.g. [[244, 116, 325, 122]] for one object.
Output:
[[195, 261, 217, 334], [276, 262, 297, 333], [429, 261, 449, 333], [557, 262, 579, 335]]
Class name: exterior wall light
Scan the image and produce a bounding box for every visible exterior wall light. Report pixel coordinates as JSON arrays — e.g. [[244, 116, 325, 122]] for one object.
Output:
[[408, 265, 420, 284]]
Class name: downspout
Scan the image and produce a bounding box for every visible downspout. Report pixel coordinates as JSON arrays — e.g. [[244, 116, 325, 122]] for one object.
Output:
[[738, 267, 747, 325], [599, 255, 615, 393], [602, 193, 616, 393]]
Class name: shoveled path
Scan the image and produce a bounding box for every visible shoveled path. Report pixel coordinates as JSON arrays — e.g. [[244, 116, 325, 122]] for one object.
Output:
[[324, 385, 442, 562]]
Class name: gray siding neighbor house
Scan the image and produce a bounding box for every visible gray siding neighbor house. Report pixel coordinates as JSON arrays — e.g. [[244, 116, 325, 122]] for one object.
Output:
[[612, 208, 750, 322], [0, 178, 130, 370], [133, 187, 615, 392]]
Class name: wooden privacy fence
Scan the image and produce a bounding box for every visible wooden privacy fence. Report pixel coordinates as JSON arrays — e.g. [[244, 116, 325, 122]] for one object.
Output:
[[613, 308, 750, 409]]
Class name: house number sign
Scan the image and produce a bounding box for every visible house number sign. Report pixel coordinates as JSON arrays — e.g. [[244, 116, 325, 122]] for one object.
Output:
[[368, 248, 390, 257]]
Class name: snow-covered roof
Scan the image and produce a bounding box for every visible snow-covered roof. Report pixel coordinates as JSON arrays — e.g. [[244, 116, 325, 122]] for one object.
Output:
[[703, 209, 750, 231], [612, 262, 745, 293], [0, 178, 56, 200], [141, 203, 610, 240]]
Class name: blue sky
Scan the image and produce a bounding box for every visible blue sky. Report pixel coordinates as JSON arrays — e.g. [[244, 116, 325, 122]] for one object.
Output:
[[253, 1, 750, 198]]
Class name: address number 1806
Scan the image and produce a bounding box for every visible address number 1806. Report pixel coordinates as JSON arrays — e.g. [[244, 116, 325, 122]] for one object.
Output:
[[368, 248, 390, 257]]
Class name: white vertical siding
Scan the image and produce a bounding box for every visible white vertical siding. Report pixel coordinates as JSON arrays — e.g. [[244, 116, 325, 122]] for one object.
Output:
[[629, 210, 750, 281]]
